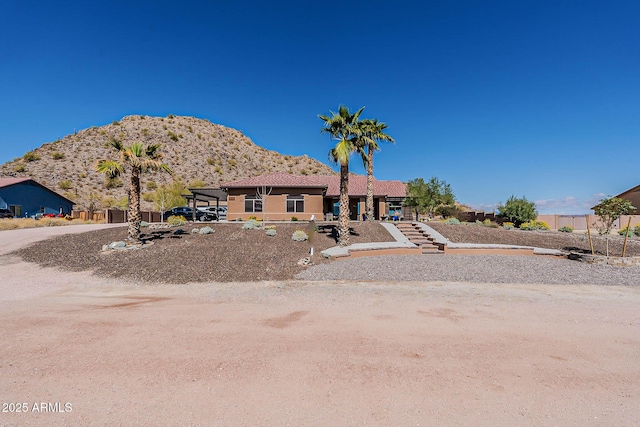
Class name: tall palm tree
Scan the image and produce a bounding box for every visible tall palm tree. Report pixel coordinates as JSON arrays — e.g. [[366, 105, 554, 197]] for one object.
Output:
[[360, 119, 394, 221], [96, 140, 172, 242], [319, 105, 365, 246]]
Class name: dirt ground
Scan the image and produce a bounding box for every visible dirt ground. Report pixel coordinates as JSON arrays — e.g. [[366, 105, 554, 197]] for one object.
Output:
[[1, 226, 639, 426]]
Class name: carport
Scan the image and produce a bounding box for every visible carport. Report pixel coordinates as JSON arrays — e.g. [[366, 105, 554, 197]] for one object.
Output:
[[184, 188, 228, 221]]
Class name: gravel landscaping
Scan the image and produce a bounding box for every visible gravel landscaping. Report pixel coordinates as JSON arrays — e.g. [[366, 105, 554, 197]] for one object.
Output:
[[14, 221, 394, 283], [296, 254, 640, 286], [10, 220, 640, 285], [427, 221, 640, 257]]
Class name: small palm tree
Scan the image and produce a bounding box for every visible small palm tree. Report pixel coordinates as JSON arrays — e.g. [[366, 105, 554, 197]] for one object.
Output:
[[319, 105, 365, 246], [360, 119, 394, 221], [96, 140, 172, 242]]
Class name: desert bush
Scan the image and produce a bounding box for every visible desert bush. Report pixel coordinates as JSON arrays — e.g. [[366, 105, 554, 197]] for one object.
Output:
[[104, 177, 123, 189], [13, 163, 25, 173], [167, 215, 187, 226], [242, 219, 261, 230], [51, 151, 65, 160], [635, 225, 640, 236], [58, 180, 72, 190], [618, 226, 635, 237], [291, 216, 299, 222], [519, 220, 550, 231], [112, 120, 120, 126], [292, 230, 309, 241], [23, 151, 41, 162], [502, 222, 515, 230], [443, 217, 460, 225], [266, 228, 277, 237], [167, 131, 179, 142], [559, 225, 574, 233], [140, 221, 148, 227], [199, 226, 214, 235]]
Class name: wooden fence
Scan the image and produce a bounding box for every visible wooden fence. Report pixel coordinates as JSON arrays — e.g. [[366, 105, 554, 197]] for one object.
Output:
[[71, 209, 162, 224]]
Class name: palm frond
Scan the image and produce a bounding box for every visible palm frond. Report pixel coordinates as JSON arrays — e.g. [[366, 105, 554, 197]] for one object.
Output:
[[95, 160, 124, 178]]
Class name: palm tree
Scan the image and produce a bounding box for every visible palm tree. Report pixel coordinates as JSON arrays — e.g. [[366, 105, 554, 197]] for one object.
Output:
[[319, 105, 365, 246], [360, 119, 394, 221], [96, 140, 172, 242]]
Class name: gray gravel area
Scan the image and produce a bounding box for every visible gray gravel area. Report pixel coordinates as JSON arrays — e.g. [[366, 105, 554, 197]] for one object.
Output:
[[296, 254, 640, 286]]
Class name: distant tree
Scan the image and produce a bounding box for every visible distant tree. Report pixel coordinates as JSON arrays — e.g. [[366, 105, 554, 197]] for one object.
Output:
[[359, 119, 394, 221], [96, 140, 172, 242], [496, 195, 537, 227], [593, 196, 636, 256], [404, 177, 455, 221], [319, 105, 365, 246], [150, 181, 188, 212]]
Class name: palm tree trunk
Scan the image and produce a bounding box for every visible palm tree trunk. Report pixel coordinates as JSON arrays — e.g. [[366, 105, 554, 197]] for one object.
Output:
[[366, 146, 374, 221], [128, 167, 142, 242], [338, 162, 350, 246]]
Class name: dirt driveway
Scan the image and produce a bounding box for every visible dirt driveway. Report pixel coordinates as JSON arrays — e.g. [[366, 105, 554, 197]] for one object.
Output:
[[1, 227, 639, 425]]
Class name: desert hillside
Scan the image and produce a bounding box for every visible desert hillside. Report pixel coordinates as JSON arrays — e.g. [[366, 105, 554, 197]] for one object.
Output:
[[0, 115, 335, 210]]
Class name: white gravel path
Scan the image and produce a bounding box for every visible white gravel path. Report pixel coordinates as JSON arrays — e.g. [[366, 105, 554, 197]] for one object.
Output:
[[297, 254, 640, 286]]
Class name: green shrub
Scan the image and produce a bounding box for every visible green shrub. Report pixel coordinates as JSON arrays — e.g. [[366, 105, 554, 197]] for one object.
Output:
[[635, 225, 640, 236], [519, 220, 550, 231], [58, 180, 72, 190], [497, 195, 537, 226], [13, 163, 25, 173], [167, 131, 179, 142], [291, 216, 299, 222], [266, 228, 277, 237], [502, 222, 515, 230], [443, 217, 460, 225], [167, 215, 186, 226], [559, 225, 574, 233], [618, 226, 635, 237], [51, 151, 65, 160], [23, 151, 41, 162], [292, 230, 308, 241], [483, 218, 491, 225]]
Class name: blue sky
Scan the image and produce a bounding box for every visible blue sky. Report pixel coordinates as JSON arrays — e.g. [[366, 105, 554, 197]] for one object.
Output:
[[1, 1, 638, 214]]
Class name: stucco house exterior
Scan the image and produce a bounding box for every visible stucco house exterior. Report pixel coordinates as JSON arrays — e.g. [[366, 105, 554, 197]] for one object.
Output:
[[612, 184, 640, 211], [221, 173, 406, 221], [0, 177, 74, 217]]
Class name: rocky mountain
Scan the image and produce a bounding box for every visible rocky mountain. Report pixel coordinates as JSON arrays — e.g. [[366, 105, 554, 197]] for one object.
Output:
[[1, 115, 335, 210]]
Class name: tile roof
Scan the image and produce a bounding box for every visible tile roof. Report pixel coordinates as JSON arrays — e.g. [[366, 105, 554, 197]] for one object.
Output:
[[0, 177, 32, 189], [222, 173, 406, 198]]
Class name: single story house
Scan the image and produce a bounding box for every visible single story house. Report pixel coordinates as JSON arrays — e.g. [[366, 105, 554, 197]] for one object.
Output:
[[221, 172, 406, 221], [612, 183, 640, 210], [0, 177, 74, 218]]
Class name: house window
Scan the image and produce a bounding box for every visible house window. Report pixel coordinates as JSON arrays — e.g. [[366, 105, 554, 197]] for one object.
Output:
[[9, 205, 22, 217], [286, 195, 304, 213], [244, 195, 262, 213]]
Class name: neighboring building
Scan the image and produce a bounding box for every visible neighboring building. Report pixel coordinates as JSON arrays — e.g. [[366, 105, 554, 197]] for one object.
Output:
[[0, 177, 74, 217], [612, 184, 640, 210], [221, 173, 406, 221]]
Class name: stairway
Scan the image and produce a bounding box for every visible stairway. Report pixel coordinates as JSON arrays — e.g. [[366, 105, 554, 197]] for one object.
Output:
[[395, 222, 445, 254]]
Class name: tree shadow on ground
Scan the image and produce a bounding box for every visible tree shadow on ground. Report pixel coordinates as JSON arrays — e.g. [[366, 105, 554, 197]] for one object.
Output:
[[316, 224, 360, 243]]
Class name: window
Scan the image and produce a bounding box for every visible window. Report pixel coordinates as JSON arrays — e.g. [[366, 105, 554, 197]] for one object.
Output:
[[244, 195, 262, 213], [286, 195, 304, 213]]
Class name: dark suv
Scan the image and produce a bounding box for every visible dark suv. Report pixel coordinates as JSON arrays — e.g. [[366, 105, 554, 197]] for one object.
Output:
[[162, 206, 204, 221], [0, 208, 14, 219]]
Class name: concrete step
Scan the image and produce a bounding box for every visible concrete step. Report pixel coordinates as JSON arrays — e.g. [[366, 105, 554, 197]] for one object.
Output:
[[422, 249, 444, 254]]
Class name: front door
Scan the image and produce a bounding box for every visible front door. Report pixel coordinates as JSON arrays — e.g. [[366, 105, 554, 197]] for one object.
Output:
[[349, 199, 359, 220]]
